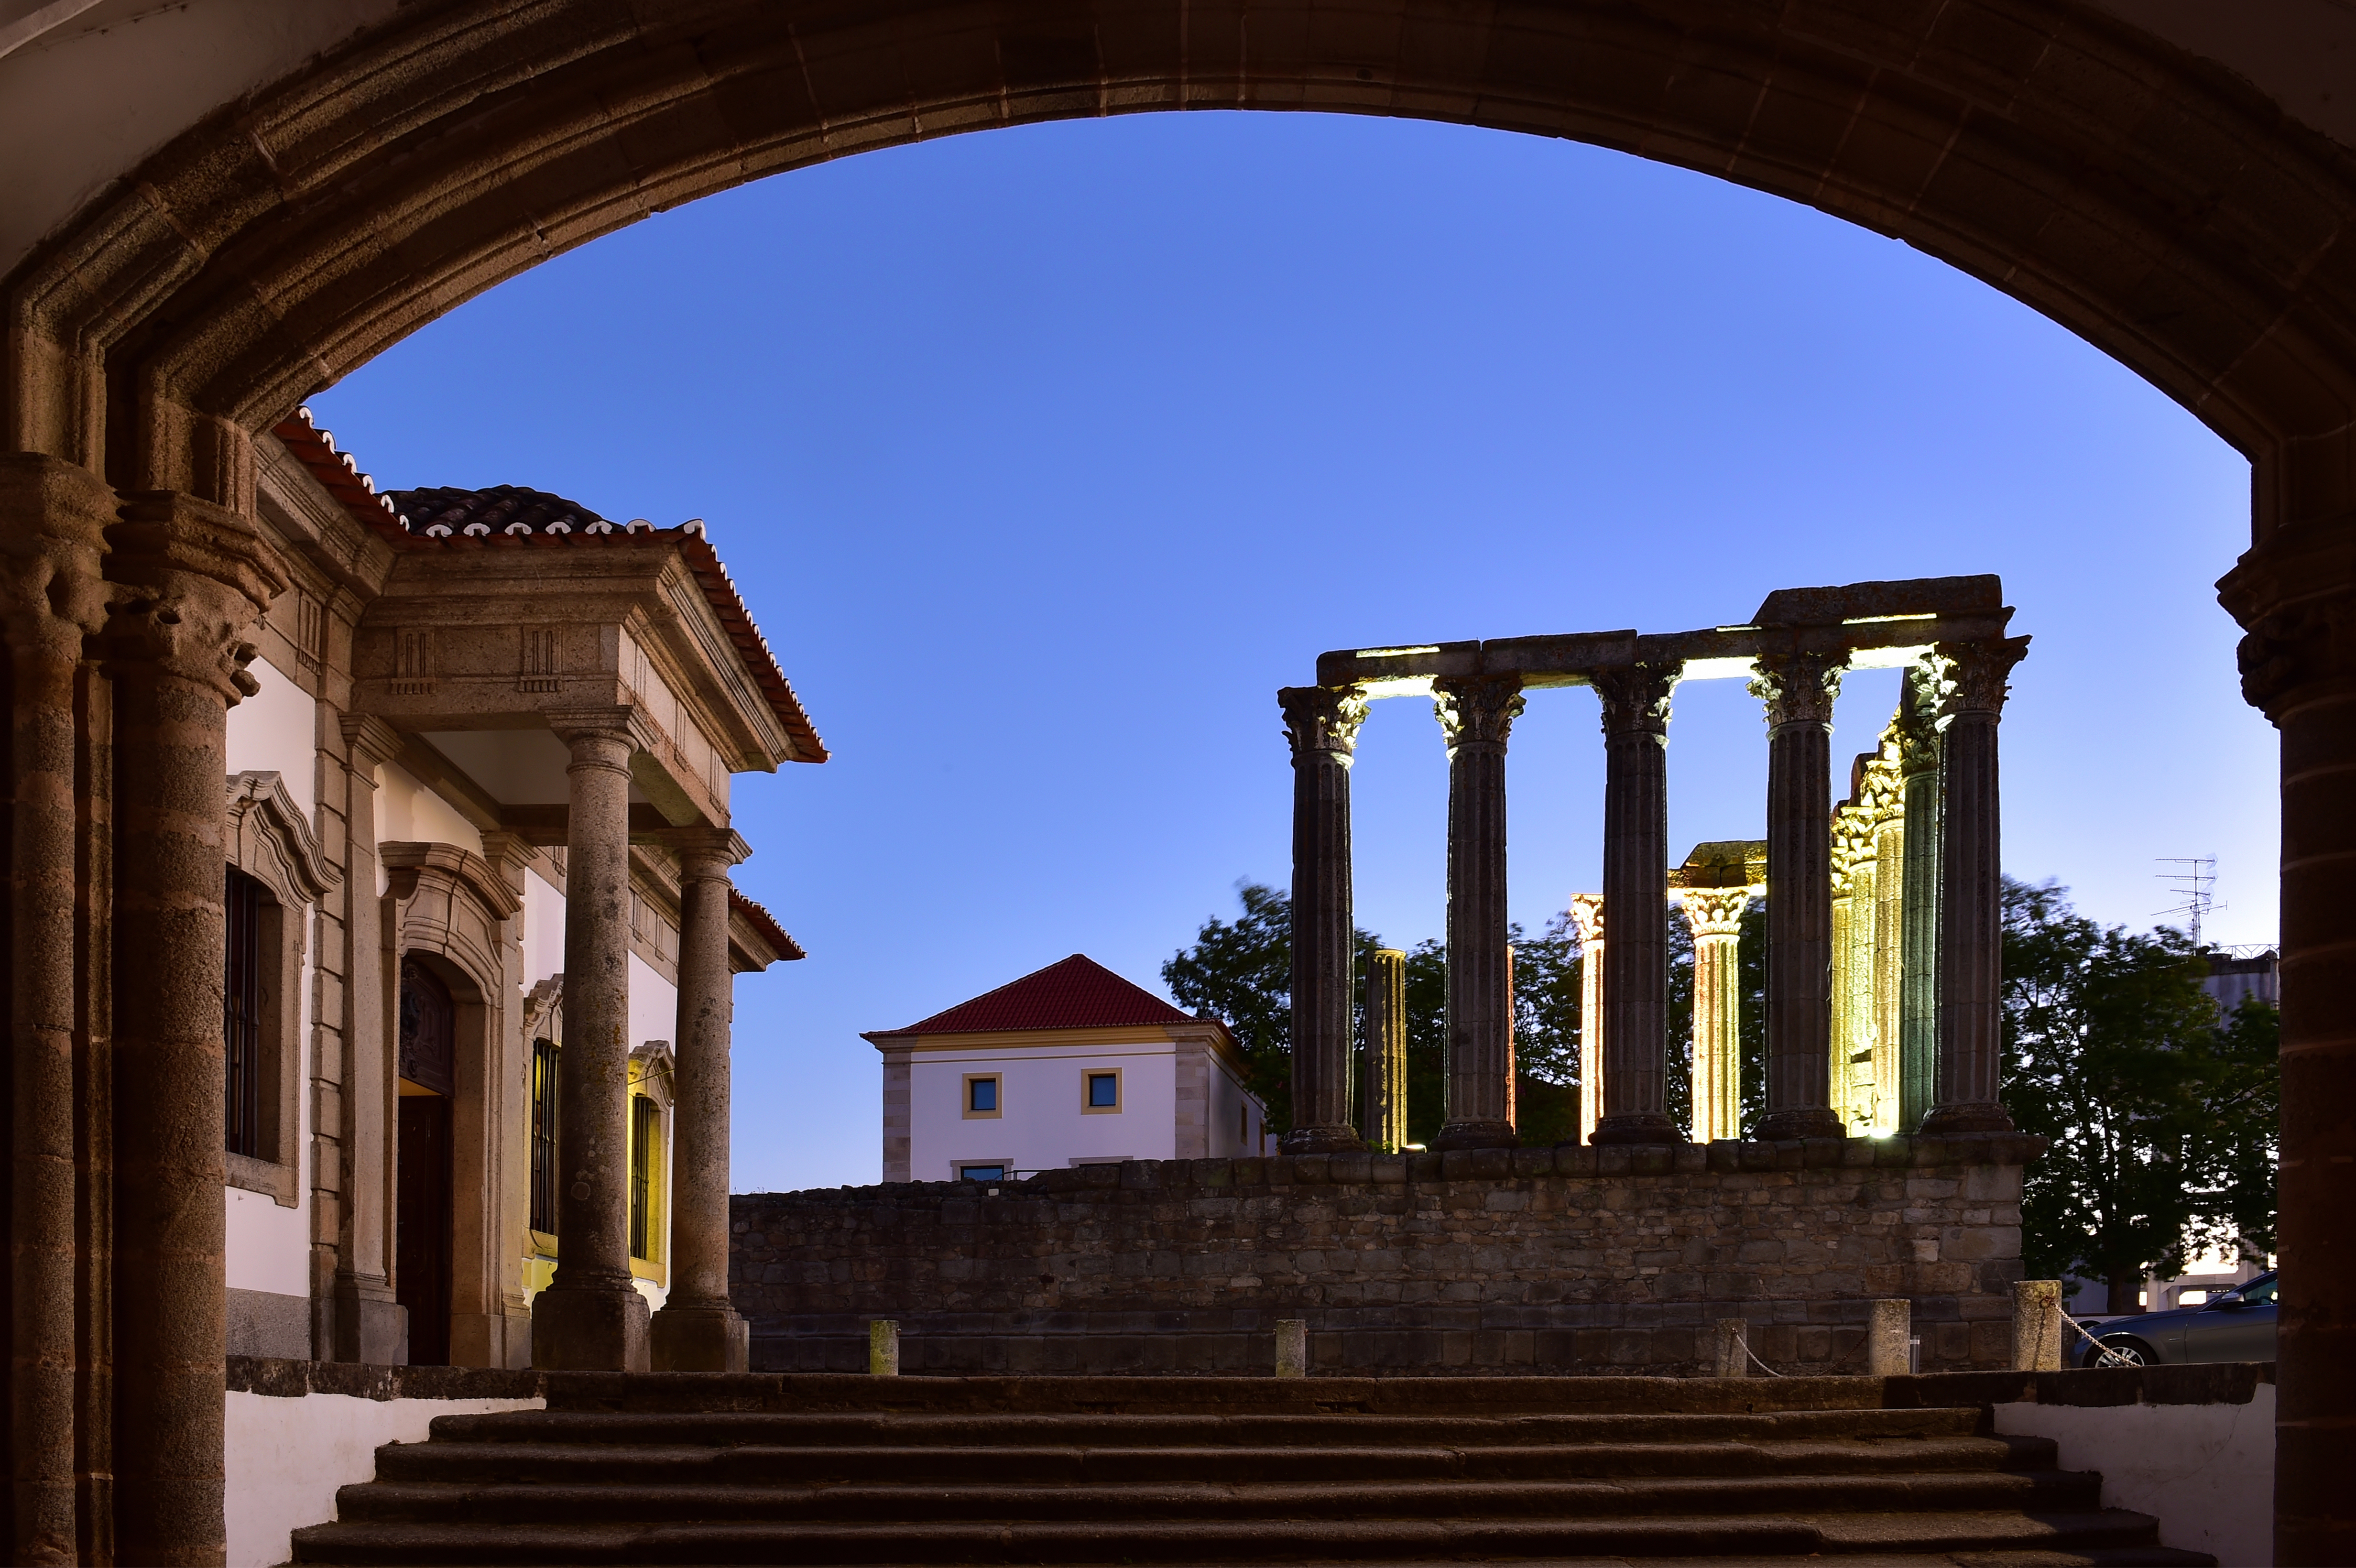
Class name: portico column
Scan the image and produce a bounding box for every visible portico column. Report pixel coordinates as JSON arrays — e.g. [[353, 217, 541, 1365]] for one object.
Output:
[[1361, 948, 1407, 1153], [102, 491, 285, 1565], [1923, 637, 2029, 1135], [1750, 651, 1847, 1141], [1682, 889, 1750, 1143], [651, 829, 753, 1372], [333, 716, 406, 1364], [1431, 675, 1524, 1151], [1591, 664, 1680, 1145], [531, 711, 650, 1372], [1568, 895, 1604, 1145], [1278, 685, 1369, 1155], [1895, 664, 1943, 1132]]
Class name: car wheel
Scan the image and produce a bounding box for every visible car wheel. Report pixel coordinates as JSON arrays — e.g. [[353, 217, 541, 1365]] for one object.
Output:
[[2088, 1336, 2152, 1368]]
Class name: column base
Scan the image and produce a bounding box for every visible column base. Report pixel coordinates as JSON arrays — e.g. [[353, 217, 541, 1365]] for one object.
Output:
[[1433, 1119, 1516, 1152], [1589, 1113, 1683, 1146], [1279, 1123, 1367, 1155], [1753, 1108, 1848, 1141], [650, 1301, 751, 1372], [530, 1277, 650, 1372], [1918, 1100, 2016, 1135]]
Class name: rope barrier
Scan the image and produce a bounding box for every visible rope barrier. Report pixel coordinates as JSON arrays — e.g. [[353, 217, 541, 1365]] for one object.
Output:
[[2060, 1309, 2137, 1368], [1742, 1339, 1785, 1378]]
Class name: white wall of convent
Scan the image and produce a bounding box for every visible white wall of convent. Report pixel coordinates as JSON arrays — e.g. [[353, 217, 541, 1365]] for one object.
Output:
[[375, 762, 485, 862]]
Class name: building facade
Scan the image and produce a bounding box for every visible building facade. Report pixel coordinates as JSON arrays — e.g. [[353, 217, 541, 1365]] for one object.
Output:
[[867, 956, 1268, 1181]]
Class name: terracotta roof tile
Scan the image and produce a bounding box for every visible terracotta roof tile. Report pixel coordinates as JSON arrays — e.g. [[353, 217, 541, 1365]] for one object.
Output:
[[878, 955, 1196, 1036], [730, 888, 804, 963]]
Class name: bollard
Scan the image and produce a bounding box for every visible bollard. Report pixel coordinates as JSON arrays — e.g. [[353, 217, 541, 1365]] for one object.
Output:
[[1712, 1319, 1750, 1378], [868, 1319, 900, 1376], [1275, 1318, 1307, 1377], [1867, 1299, 1911, 1378], [2010, 1281, 2063, 1371]]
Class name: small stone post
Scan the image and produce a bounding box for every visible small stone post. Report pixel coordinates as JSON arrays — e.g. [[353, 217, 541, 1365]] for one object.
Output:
[[1712, 1319, 1750, 1377], [1868, 1299, 1912, 1378], [1363, 949, 1407, 1152], [869, 1319, 900, 1376], [2011, 1281, 2063, 1371], [1275, 1319, 1308, 1377]]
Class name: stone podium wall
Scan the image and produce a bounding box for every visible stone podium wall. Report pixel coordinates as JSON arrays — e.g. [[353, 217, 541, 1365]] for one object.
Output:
[[731, 1133, 2038, 1377]]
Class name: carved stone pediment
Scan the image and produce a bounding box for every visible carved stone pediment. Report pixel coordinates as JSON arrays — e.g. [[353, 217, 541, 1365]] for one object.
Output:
[[226, 771, 340, 904]]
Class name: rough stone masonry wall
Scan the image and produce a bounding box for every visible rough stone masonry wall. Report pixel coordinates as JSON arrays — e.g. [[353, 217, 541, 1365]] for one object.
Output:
[[732, 1133, 2037, 1377]]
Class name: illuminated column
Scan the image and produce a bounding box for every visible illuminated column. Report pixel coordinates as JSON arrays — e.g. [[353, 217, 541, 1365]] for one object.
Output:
[[1362, 948, 1407, 1152], [1750, 650, 1848, 1141], [1829, 842, 1857, 1122], [1870, 765, 1907, 1132], [1832, 800, 1879, 1129], [1925, 637, 2031, 1135], [1432, 674, 1525, 1151], [1569, 895, 1604, 1145], [1682, 889, 1750, 1142], [1592, 664, 1681, 1146], [1896, 665, 1943, 1132], [1280, 684, 1370, 1155]]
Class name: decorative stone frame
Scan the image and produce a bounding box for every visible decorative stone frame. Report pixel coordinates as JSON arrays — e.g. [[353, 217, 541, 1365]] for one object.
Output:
[[223, 771, 340, 1206], [1080, 1067, 1123, 1115], [627, 1040, 676, 1278], [961, 1073, 1003, 1120]]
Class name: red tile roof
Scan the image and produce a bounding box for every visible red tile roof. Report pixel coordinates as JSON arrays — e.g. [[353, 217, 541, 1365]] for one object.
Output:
[[730, 888, 804, 964], [873, 955, 1197, 1037], [270, 410, 826, 763]]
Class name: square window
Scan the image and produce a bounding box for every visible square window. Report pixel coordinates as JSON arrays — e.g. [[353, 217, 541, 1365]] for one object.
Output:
[[963, 1074, 1002, 1118], [1081, 1068, 1122, 1113]]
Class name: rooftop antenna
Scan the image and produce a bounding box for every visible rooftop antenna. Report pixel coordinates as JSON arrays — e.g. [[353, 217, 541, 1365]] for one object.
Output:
[[2156, 857, 2219, 948]]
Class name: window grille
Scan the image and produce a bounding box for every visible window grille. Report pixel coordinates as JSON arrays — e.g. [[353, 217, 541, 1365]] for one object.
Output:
[[630, 1095, 659, 1261], [530, 1039, 559, 1235], [224, 865, 264, 1158]]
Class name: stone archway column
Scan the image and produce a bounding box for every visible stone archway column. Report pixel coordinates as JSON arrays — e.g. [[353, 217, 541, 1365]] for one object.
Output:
[[1591, 664, 1680, 1146], [1361, 948, 1407, 1153], [1682, 889, 1750, 1143], [1922, 638, 2028, 1136], [1750, 652, 1847, 1142], [1431, 675, 1524, 1152], [1568, 896, 1604, 1145], [1278, 685, 1368, 1155], [0, 455, 113, 1564], [1896, 664, 1943, 1133], [531, 713, 649, 1372], [651, 829, 752, 1372], [101, 490, 284, 1566]]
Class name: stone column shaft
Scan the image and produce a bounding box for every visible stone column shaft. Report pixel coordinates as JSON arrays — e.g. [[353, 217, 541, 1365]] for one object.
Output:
[[1897, 665, 1943, 1133], [1569, 896, 1603, 1145], [1278, 685, 1367, 1155], [531, 716, 649, 1372], [1752, 651, 1846, 1142], [1432, 675, 1524, 1151], [1591, 664, 1679, 1145], [1682, 890, 1749, 1143], [651, 830, 751, 1372], [333, 716, 404, 1364], [102, 490, 284, 1565], [1925, 638, 2029, 1135], [1361, 948, 1407, 1152]]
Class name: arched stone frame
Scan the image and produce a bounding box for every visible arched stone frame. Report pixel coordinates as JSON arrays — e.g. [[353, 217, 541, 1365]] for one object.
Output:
[[379, 839, 531, 1369], [223, 770, 339, 1205]]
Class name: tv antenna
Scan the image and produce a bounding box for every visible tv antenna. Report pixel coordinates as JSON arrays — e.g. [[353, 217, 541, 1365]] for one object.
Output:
[[2155, 857, 2219, 947]]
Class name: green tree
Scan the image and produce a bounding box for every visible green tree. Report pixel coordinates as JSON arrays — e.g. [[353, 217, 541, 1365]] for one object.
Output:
[[2183, 994, 2281, 1265], [1160, 882, 1305, 1132], [1998, 878, 2232, 1310]]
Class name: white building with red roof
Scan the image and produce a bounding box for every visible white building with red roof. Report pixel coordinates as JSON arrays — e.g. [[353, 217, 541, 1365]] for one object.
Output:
[[864, 956, 1269, 1182]]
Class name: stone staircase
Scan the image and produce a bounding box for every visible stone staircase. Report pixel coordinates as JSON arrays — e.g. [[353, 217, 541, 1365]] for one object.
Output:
[[291, 1372, 2215, 1566]]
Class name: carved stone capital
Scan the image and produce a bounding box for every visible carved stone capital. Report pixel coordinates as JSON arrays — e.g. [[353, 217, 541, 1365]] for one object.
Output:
[[1431, 674, 1525, 755], [547, 705, 648, 751], [1568, 892, 1604, 947], [338, 713, 406, 773], [2217, 520, 2356, 723], [1680, 887, 1749, 939], [652, 826, 752, 880], [99, 491, 288, 702], [1590, 663, 1678, 737], [1748, 650, 1844, 729], [0, 453, 115, 650], [1277, 684, 1369, 761], [1895, 660, 1945, 774], [1938, 636, 2030, 719]]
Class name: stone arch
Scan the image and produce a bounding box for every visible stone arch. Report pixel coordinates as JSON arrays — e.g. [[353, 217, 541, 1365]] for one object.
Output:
[[380, 841, 533, 1368]]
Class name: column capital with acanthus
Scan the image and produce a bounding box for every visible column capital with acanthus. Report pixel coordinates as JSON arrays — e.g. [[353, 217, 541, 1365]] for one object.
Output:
[[1679, 887, 1750, 939], [1749, 649, 1844, 729], [1936, 636, 2031, 719], [1590, 663, 1678, 736], [1278, 684, 1369, 761], [1431, 673, 1525, 755], [1568, 892, 1604, 947]]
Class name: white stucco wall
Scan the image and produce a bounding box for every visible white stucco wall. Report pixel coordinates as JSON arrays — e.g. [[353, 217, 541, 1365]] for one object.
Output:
[[227, 1388, 542, 1568], [374, 761, 484, 863], [629, 950, 677, 1053], [1207, 1053, 1268, 1157], [521, 864, 565, 995], [913, 1042, 1180, 1179], [224, 657, 316, 819], [1993, 1388, 2274, 1568]]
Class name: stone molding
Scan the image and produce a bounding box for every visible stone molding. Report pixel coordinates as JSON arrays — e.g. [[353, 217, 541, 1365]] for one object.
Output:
[[226, 770, 340, 904], [380, 840, 523, 921]]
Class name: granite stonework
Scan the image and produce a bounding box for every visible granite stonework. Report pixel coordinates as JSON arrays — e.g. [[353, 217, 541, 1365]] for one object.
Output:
[[731, 1132, 2039, 1377]]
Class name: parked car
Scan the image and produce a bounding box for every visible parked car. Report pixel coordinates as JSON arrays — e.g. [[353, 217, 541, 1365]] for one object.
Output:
[[2075, 1271, 2277, 1367]]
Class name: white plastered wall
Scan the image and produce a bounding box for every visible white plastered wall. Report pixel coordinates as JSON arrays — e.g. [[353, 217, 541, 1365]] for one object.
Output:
[[1207, 1053, 1267, 1158], [912, 1039, 1180, 1179], [374, 761, 483, 869], [1992, 1387, 2274, 1567]]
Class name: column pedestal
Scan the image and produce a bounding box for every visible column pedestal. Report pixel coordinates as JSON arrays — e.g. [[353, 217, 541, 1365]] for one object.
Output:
[[1432, 675, 1524, 1152], [1591, 664, 1680, 1146], [1278, 685, 1368, 1155], [1751, 651, 1847, 1142]]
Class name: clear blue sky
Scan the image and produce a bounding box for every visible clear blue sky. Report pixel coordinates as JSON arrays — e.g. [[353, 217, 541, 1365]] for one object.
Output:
[[311, 110, 2271, 1194]]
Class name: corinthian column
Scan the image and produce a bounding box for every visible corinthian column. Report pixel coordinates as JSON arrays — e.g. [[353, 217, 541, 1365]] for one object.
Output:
[[652, 829, 752, 1371], [1568, 895, 1604, 1145], [1362, 948, 1407, 1152], [532, 711, 650, 1371], [1682, 889, 1750, 1142], [1279, 685, 1368, 1155], [1750, 651, 1847, 1141], [1896, 664, 1943, 1132], [1924, 637, 2030, 1135], [1591, 664, 1680, 1145], [102, 490, 285, 1565], [1432, 674, 1524, 1151]]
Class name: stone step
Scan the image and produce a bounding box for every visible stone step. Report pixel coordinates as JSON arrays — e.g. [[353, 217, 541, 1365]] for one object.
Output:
[[289, 1506, 2176, 1565], [330, 1469, 2107, 1526], [371, 1435, 2062, 1488]]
